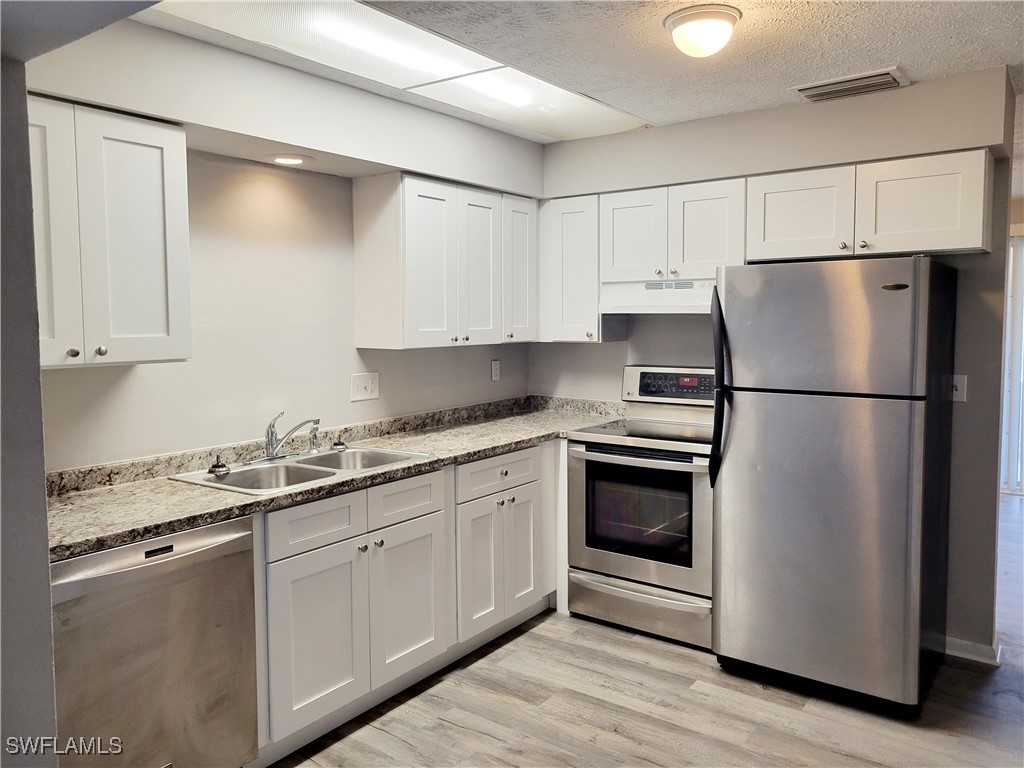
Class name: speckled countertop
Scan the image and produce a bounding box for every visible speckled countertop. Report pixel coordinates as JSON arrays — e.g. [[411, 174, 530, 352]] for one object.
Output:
[[47, 410, 612, 562]]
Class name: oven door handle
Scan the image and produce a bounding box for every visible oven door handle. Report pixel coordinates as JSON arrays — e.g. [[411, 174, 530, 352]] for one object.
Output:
[[569, 572, 711, 615], [567, 447, 708, 473]]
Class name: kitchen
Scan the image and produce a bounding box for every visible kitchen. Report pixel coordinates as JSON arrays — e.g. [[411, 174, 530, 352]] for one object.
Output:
[[2, 1, 1022, 766]]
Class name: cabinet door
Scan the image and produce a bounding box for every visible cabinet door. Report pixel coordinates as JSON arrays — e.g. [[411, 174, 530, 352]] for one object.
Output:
[[267, 536, 371, 740], [27, 97, 85, 368], [456, 495, 505, 641], [668, 179, 746, 279], [854, 150, 993, 255], [746, 166, 855, 262], [502, 480, 551, 617], [501, 195, 538, 343], [539, 196, 601, 342], [599, 188, 668, 282], [403, 177, 458, 348], [457, 187, 502, 345], [369, 510, 452, 688], [74, 105, 192, 364]]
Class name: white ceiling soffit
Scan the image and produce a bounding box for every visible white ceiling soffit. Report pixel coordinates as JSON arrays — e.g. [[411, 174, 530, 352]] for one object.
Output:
[[133, 0, 647, 143]]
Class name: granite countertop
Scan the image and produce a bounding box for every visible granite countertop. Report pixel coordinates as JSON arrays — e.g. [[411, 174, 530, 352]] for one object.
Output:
[[47, 410, 610, 562]]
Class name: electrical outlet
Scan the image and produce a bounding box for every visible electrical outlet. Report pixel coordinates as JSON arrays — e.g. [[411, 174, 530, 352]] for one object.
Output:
[[491, 360, 501, 382], [952, 374, 967, 402], [351, 371, 380, 402]]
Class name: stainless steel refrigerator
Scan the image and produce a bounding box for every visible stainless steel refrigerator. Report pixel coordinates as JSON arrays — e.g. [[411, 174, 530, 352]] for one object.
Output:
[[709, 255, 956, 705]]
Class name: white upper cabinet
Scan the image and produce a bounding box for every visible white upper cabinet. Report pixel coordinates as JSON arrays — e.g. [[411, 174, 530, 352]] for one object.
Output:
[[403, 177, 459, 347], [599, 188, 668, 283], [539, 195, 603, 342], [667, 178, 746, 279], [854, 150, 993, 255], [501, 195, 538, 343], [354, 173, 512, 349], [29, 97, 192, 367], [746, 166, 856, 262], [457, 187, 502, 346], [747, 150, 992, 261]]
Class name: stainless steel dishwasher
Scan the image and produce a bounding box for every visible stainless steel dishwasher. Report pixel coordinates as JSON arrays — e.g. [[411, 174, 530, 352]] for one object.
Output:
[[51, 517, 257, 768]]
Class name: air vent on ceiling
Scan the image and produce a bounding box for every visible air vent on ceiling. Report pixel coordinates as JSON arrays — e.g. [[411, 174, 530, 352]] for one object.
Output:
[[793, 67, 910, 103]]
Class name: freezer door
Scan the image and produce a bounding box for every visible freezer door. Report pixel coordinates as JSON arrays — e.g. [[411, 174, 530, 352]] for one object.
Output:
[[713, 390, 924, 704], [718, 256, 928, 396]]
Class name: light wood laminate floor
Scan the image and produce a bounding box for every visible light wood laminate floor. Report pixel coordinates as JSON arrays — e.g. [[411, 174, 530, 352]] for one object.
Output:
[[276, 495, 1024, 768]]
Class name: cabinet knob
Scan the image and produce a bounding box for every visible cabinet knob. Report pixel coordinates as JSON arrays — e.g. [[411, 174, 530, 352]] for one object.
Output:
[[451, 336, 458, 343], [507, 332, 514, 339], [357, 544, 368, 553], [374, 539, 384, 548], [462, 335, 470, 342], [508, 496, 516, 504], [497, 499, 505, 507], [586, 331, 594, 340], [669, 268, 678, 276], [655, 269, 664, 277], [66, 348, 81, 358], [500, 469, 509, 477], [96, 345, 109, 357], [858, 240, 869, 249], [839, 242, 849, 250]]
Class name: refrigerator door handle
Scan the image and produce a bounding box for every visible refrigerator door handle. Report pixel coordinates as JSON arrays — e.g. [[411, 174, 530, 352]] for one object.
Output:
[[710, 285, 730, 487]]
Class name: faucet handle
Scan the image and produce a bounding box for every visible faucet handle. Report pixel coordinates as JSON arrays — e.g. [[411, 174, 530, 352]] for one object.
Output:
[[309, 419, 320, 452]]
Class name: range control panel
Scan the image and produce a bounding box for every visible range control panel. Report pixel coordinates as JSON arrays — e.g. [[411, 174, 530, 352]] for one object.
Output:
[[622, 366, 715, 403]]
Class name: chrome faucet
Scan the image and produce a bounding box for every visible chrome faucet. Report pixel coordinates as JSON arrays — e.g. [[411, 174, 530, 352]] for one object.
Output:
[[264, 412, 320, 459]]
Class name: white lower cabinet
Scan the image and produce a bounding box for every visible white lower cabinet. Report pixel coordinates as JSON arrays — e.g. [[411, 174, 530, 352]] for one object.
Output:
[[456, 449, 554, 643], [264, 472, 451, 742]]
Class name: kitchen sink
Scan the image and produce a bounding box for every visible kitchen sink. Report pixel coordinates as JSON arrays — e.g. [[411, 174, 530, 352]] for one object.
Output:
[[172, 463, 338, 496], [171, 445, 431, 496], [294, 447, 429, 471]]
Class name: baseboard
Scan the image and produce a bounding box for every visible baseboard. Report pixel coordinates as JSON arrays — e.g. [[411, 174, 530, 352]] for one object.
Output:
[[945, 636, 1002, 666]]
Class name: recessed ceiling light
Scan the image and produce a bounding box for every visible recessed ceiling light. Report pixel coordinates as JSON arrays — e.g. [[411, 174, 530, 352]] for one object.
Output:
[[264, 154, 314, 166]]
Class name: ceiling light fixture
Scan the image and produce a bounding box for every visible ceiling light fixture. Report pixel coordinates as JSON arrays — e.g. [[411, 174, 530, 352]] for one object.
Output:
[[265, 154, 314, 166], [664, 5, 742, 58]]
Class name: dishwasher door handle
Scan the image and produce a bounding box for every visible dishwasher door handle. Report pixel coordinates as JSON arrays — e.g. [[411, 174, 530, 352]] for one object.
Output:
[[51, 523, 252, 604]]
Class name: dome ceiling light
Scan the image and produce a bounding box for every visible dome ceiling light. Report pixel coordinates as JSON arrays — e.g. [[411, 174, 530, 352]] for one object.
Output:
[[664, 5, 742, 58]]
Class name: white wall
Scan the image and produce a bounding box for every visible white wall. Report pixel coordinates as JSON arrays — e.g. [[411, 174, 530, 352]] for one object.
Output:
[[528, 314, 714, 400], [26, 20, 544, 197], [40, 153, 529, 471]]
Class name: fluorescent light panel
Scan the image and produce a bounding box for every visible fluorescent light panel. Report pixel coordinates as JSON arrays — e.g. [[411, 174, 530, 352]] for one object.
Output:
[[145, 0, 646, 142], [151, 0, 499, 88]]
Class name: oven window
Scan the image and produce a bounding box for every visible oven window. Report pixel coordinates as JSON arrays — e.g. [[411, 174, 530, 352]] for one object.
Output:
[[585, 459, 693, 568]]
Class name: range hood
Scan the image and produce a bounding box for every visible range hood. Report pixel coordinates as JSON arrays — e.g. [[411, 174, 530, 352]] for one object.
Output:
[[600, 278, 715, 314]]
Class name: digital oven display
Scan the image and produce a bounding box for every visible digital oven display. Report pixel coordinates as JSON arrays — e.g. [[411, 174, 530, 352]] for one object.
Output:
[[638, 372, 713, 398]]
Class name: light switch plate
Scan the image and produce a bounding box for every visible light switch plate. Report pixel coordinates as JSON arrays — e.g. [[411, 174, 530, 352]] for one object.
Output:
[[351, 372, 379, 401], [491, 360, 501, 382], [952, 374, 967, 402]]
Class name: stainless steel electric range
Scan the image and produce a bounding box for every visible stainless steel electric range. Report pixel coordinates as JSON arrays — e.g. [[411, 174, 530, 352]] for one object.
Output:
[[566, 365, 715, 648]]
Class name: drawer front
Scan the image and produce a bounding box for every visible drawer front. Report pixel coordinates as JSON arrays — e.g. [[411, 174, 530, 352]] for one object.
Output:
[[456, 446, 542, 504], [266, 491, 368, 562], [367, 471, 446, 530]]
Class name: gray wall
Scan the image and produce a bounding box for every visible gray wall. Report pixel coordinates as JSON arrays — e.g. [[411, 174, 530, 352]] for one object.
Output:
[[1, 57, 58, 766]]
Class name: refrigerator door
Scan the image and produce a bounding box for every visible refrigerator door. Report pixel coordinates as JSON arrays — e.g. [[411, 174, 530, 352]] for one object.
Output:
[[718, 256, 928, 396], [713, 390, 924, 704]]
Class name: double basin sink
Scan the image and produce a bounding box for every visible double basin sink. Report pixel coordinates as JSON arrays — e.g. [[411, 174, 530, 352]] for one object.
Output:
[[172, 447, 430, 496]]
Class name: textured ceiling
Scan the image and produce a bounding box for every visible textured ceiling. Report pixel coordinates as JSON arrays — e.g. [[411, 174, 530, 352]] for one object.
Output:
[[371, 1, 1024, 127]]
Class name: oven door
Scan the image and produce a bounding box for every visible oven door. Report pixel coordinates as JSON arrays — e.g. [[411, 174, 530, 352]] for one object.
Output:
[[568, 441, 712, 597]]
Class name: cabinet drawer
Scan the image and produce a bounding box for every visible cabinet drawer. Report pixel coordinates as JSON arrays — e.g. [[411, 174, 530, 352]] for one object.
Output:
[[456, 446, 542, 504], [367, 471, 446, 530], [266, 491, 368, 562]]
